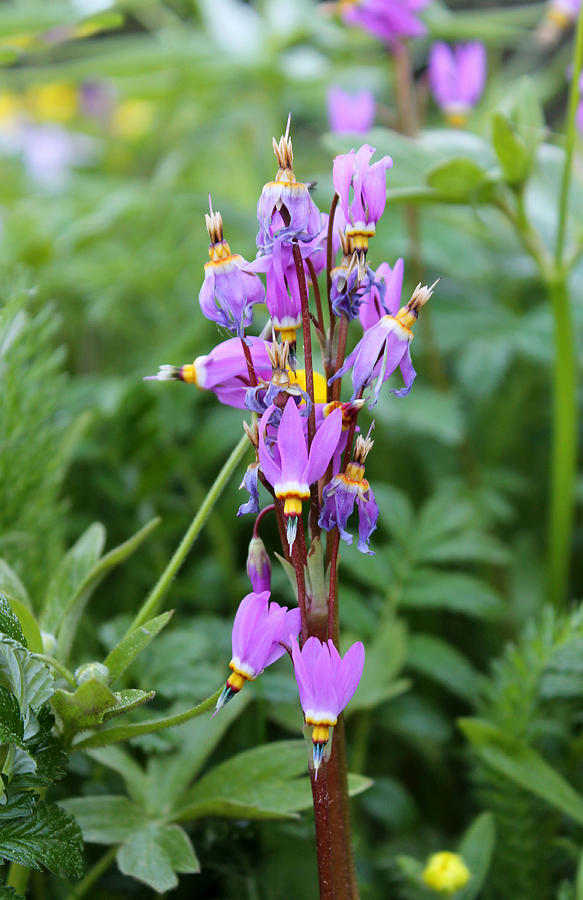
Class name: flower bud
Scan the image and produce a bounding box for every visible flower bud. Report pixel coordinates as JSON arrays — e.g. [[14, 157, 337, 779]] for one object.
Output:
[[74, 662, 110, 686], [246, 536, 271, 593]]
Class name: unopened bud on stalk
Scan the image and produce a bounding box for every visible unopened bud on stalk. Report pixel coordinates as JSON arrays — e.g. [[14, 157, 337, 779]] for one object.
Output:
[[246, 536, 271, 593]]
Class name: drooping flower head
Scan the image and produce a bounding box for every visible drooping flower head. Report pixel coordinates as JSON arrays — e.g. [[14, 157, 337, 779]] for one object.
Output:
[[330, 231, 386, 320], [339, 0, 429, 47], [215, 591, 301, 713], [199, 203, 265, 336], [257, 118, 323, 253], [258, 397, 342, 548], [327, 87, 375, 134], [330, 280, 437, 406], [319, 431, 379, 554], [144, 336, 273, 409], [358, 257, 404, 331], [422, 852, 471, 895], [428, 42, 487, 127], [291, 636, 365, 774], [333, 145, 392, 277]]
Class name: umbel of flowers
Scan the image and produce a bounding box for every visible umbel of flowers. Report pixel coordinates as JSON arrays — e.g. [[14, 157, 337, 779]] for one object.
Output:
[[146, 122, 436, 897]]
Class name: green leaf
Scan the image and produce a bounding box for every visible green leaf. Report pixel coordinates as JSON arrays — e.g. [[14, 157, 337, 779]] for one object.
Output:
[[513, 78, 545, 155], [85, 745, 148, 804], [426, 157, 490, 201], [102, 689, 156, 721], [0, 561, 29, 609], [491, 111, 530, 184], [401, 571, 503, 619], [409, 635, 480, 703], [460, 718, 583, 826], [456, 812, 496, 900], [104, 610, 173, 685], [375, 386, 464, 446], [0, 800, 83, 877], [350, 617, 409, 712], [576, 848, 583, 900], [60, 795, 146, 844], [56, 518, 160, 662], [0, 637, 54, 737], [41, 523, 106, 635], [0, 686, 24, 745], [116, 823, 199, 894], [9, 600, 43, 654], [0, 595, 26, 645]]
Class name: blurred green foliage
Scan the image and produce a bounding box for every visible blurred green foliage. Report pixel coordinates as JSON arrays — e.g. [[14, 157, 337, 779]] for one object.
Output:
[[1, 0, 583, 897]]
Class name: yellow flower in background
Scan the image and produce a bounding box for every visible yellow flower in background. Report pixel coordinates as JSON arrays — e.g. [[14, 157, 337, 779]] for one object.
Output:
[[422, 852, 470, 895], [0, 92, 23, 124], [0, 33, 36, 51], [27, 82, 77, 123], [290, 368, 327, 404], [111, 99, 154, 140]]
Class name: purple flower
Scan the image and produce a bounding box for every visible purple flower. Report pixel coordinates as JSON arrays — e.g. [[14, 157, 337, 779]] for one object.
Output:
[[333, 145, 392, 263], [327, 87, 375, 134], [359, 258, 404, 330], [257, 123, 323, 253], [428, 42, 487, 126], [144, 337, 273, 409], [340, 0, 429, 47], [246, 536, 271, 592], [238, 462, 260, 517], [215, 591, 301, 713], [291, 636, 365, 773], [248, 238, 324, 344], [258, 397, 343, 548], [319, 434, 378, 554], [330, 281, 436, 406], [199, 208, 265, 336]]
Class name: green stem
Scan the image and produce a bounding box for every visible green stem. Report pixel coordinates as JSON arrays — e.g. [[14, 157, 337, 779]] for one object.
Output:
[[35, 653, 77, 688], [546, 12, 583, 607], [65, 845, 117, 900], [127, 433, 250, 633], [6, 862, 31, 894], [547, 273, 577, 607]]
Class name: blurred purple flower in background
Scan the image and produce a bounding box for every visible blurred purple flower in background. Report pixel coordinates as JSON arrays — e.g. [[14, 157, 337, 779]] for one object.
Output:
[[339, 0, 429, 47], [547, 0, 580, 26], [428, 41, 487, 126], [327, 87, 375, 134]]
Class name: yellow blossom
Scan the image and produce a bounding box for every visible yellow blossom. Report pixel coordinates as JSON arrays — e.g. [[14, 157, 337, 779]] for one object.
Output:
[[422, 852, 470, 895], [110, 100, 154, 140], [289, 369, 327, 404], [27, 82, 77, 123]]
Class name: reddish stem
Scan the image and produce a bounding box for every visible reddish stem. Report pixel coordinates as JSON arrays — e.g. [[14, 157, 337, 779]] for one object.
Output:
[[332, 315, 349, 403], [253, 504, 275, 539], [240, 336, 257, 388], [327, 192, 339, 333], [306, 256, 325, 337], [291, 525, 309, 643], [310, 766, 334, 900]]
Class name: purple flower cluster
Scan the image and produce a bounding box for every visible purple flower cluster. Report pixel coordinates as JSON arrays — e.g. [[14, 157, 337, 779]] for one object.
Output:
[[145, 124, 436, 773]]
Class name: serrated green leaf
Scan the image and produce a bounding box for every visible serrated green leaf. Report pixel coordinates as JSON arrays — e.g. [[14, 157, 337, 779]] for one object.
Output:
[[0, 886, 24, 899], [104, 610, 173, 685], [24, 708, 67, 785], [0, 562, 29, 610], [456, 812, 496, 900], [116, 823, 199, 893], [0, 637, 53, 738], [459, 718, 583, 826], [426, 157, 489, 201], [55, 518, 160, 662], [408, 635, 479, 702], [491, 111, 530, 184], [0, 686, 24, 745], [0, 595, 25, 645], [41, 523, 106, 635], [0, 800, 83, 877], [60, 795, 146, 844]]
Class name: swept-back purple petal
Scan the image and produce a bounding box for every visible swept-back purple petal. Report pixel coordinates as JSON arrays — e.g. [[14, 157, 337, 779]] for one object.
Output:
[[391, 344, 416, 397], [457, 42, 487, 106], [232, 591, 270, 659], [363, 154, 393, 223], [303, 407, 343, 485], [258, 405, 283, 488], [429, 42, 457, 108], [335, 641, 365, 711], [263, 606, 301, 667], [332, 150, 356, 219], [277, 397, 309, 484]]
